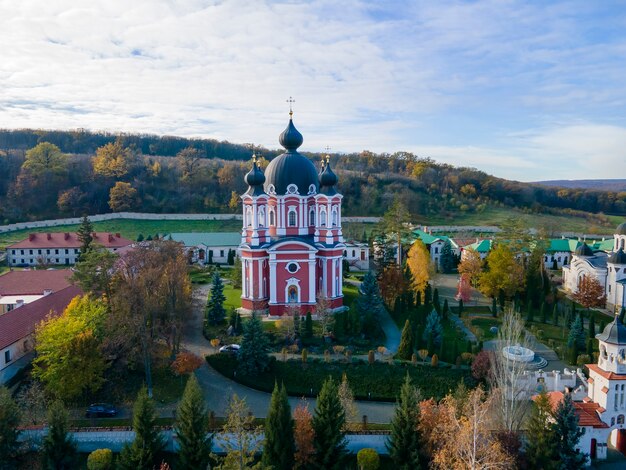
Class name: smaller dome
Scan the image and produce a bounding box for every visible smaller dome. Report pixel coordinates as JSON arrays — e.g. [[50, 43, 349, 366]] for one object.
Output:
[[575, 243, 594, 257], [244, 158, 266, 196], [597, 315, 626, 344], [608, 249, 626, 265], [278, 115, 303, 151], [617, 222, 626, 235], [319, 157, 338, 188]]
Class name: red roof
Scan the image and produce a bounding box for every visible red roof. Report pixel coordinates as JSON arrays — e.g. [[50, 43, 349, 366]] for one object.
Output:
[[587, 363, 626, 381], [0, 285, 82, 350], [8, 232, 132, 249], [537, 391, 609, 429], [0, 269, 73, 296]]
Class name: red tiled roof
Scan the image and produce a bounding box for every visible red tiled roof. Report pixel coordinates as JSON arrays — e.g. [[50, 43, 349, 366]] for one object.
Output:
[[0, 269, 73, 296], [536, 391, 608, 429], [587, 364, 626, 381], [8, 232, 132, 249], [0, 285, 82, 350]]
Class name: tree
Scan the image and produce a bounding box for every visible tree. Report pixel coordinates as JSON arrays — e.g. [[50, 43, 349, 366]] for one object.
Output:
[[93, 140, 132, 178], [42, 401, 76, 470], [77, 215, 94, 257], [525, 391, 557, 470], [87, 449, 113, 470], [380, 198, 412, 265], [315, 295, 333, 335], [457, 248, 483, 286], [0, 387, 21, 468], [471, 351, 493, 383], [573, 276, 605, 311], [588, 313, 596, 339], [567, 315, 587, 364], [57, 187, 84, 216], [386, 375, 422, 470], [118, 387, 165, 470], [217, 395, 262, 470], [552, 302, 559, 326], [171, 352, 204, 377], [552, 392, 586, 469], [175, 374, 212, 470], [406, 240, 431, 295], [312, 377, 347, 469], [397, 320, 414, 360], [338, 373, 358, 429], [355, 272, 385, 336], [262, 383, 294, 470], [357, 448, 380, 470], [304, 312, 313, 338], [237, 313, 270, 376], [232, 257, 243, 289], [422, 310, 443, 354], [71, 247, 117, 307], [479, 244, 524, 300], [33, 295, 108, 400], [293, 403, 315, 470], [439, 240, 455, 274], [206, 272, 226, 325], [109, 181, 138, 211], [176, 147, 205, 181], [22, 142, 68, 177]]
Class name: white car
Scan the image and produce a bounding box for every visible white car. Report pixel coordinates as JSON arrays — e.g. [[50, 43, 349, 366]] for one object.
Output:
[[219, 344, 241, 354]]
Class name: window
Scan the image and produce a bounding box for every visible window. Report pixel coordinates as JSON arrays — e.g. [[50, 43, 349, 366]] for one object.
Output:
[[46, 249, 50, 255], [55, 249, 59, 254], [287, 263, 298, 273], [434, 247, 439, 254], [258, 207, 266, 227], [29, 250, 33, 255], [65, 249, 69, 254], [320, 210, 327, 226], [618, 415, 625, 424], [352, 250, 356, 257], [246, 207, 252, 227], [4, 350, 10, 364], [288, 285, 298, 303], [20, 250, 24, 255], [74, 249, 79, 254], [288, 210, 297, 227], [220, 250, 224, 257], [269, 210, 275, 226], [331, 208, 338, 226], [309, 209, 315, 226]]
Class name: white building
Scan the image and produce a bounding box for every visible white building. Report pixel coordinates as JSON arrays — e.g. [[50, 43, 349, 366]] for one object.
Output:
[[167, 232, 241, 265], [343, 241, 369, 271]]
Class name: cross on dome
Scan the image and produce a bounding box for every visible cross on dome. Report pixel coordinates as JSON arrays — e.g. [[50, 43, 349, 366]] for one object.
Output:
[[286, 96, 295, 117]]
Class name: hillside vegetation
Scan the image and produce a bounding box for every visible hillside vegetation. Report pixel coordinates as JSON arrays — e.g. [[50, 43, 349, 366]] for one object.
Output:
[[0, 128, 624, 229]]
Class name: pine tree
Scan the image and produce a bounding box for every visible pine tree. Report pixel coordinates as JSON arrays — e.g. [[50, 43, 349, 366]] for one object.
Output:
[[433, 288, 440, 313], [422, 310, 443, 351], [386, 375, 421, 470], [205, 272, 226, 325], [0, 387, 21, 468], [237, 313, 270, 376], [356, 272, 385, 323], [136, 233, 144, 242], [526, 302, 534, 322], [424, 284, 432, 305], [118, 387, 164, 470], [588, 313, 596, 339], [620, 306, 626, 324], [397, 319, 414, 360], [552, 393, 586, 469], [458, 298, 463, 318], [304, 312, 313, 338], [568, 315, 586, 351], [227, 249, 235, 265], [312, 377, 347, 469], [175, 375, 212, 470], [439, 240, 455, 274], [492, 297, 497, 318], [525, 391, 557, 470], [552, 303, 559, 326], [77, 215, 94, 259], [540, 302, 547, 323], [442, 298, 449, 321], [42, 400, 76, 470], [262, 383, 295, 470]]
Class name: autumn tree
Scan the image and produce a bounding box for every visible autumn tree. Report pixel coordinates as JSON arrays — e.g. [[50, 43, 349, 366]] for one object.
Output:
[[33, 295, 108, 400], [176, 147, 205, 181], [71, 247, 117, 307], [407, 240, 431, 295], [109, 181, 138, 211], [293, 403, 315, 469], [378, 265, 406, 309], [380, 198, 412, 265], [175, 374, 212, 470], [387, 375, 422, 469], [217, 395, 263, 470], [457, 248, 483, 287], [315, 295, 333, 335], [57, 187, 84, 216], [0, 386, 21, 468], [338, 373, 358, 430], [93, 140, 133, 178], [479, 244, 524, 300], [171, 352, 204, 377], [573, 276, 605, 311]]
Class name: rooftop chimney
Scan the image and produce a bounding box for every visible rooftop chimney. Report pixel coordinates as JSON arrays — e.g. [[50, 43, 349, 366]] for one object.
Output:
[[108, 234, 114, 242], [29, 233, 35, 241], [64, 233, 70, 240], [43, 289, 52, 296], [15, 299, 24, 308], [92, 232, 97, 239], [115, 233, 121, 238], [46, 233, 52, 240]]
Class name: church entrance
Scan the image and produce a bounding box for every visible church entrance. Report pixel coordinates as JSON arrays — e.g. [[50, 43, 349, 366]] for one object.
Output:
[[617, 429, 626, 456]]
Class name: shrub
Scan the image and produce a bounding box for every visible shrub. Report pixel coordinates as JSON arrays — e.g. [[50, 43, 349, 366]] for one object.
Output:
[[357, 448, 380, 470], [210, 338, 220, 348], [324, 350, 331, 363], [367, 350, 375, 365], [411, 353, 417, 365], [301, 349, 308, 363], [576, 354, 591, 366], [87, 449, 113, 470], [431, 354, 439, 367]]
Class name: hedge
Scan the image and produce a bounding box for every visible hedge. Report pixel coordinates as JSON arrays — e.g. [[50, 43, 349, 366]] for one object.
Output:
[[207, 354, 473, 402]]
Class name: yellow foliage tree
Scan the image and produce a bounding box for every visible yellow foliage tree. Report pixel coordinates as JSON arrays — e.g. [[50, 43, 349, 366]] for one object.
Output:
[[406, 240, 431, 294], [33, 295, 108, 401], [22, 142, 68, 177], [479, 244, 524, 300], [109, 181, 138, 212], [457, 248, 483, 287], [93, 141, 132, 178]]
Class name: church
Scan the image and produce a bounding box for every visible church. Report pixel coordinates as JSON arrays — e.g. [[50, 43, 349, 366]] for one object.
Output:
[[562, 222, 626, 312], [238, 110, 345, 316]]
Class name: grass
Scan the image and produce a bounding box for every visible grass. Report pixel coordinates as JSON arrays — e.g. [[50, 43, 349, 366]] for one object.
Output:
[[224, 285, 242, 311], [467, 316, 501, 341], [208, 353, 473, 403]]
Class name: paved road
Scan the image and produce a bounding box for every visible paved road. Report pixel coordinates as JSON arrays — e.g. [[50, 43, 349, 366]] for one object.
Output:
[[183, 285, 395, 423]]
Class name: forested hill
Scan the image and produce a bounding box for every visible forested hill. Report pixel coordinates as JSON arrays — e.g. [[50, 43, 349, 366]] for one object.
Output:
[[533, 179, 626, 192], [0, 128, 625, 227]]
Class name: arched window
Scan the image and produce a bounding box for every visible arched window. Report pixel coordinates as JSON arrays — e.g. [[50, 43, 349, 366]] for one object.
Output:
[[309, 209, 315, 226], [269, 209, 275, 226], [618, 415, 625, 424], [258, 207, 265, 227], [320, 209, 327, 227], [288, 209, 297, 227], [246, 207, 252, 227], [332, 208, 338, 226], [288, 285, 298, 303]]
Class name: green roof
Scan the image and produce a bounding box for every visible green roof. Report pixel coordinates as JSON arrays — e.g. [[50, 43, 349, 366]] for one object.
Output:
[[412, 229, 458, 248], [589, 238, 614, 252], [466, 239, 492, 253], [168, 232, 241, 247], [546, 239, 581, 253]]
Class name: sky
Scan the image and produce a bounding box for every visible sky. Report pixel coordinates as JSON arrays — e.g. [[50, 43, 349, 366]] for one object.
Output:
[[1, 0, 625, 181]]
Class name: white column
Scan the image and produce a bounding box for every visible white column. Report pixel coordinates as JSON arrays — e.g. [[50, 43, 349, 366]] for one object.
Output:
[[258, 260, 263, 298], [248, 260, 255, 298], [309, 259, 315, 303], [322, 259, 327, 297], [269, 261, 277, 303]]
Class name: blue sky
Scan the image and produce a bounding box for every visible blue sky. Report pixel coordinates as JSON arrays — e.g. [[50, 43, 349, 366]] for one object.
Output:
[[1, 0, 625, 181]]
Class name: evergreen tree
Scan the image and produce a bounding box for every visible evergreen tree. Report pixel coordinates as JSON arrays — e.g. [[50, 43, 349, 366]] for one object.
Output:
[[620, 306, 626, 324], [0, 387, 21, 469], [397, 320, 414, 360], [205, 272, 226, 325], [422, 310, 443, 351], [525, 391, 557, 470], [238, 313, 270, 376], [540, 302, 547, 323], [386, 375, 421, 470], [442, 298, 449, 321], [433, 288, 441, 313], [586, 338, 594, 357], [588, 313, 595, 339], [424, 284, 432, 305], [227, 249, 235, 265], [552, 303, 559, 326], [356, 272, 385, 324], [439, 240, 455, 274], [42, 400, 76, 470], [304, 312, 313, 338], [262, 383, 295, 470], [568, 315, 586, 351], [492, 297, 497, 318], [552, 393, 587, 469], [458, 298, 463, 318], [118, 387, 164, 470], [77, 215, 93, 259], [136, 233, 144, 242], [294, 312, 301, 337], [312, 377, 347, 469], [175, 375, 212, 470], [526, 302, 534, 322]]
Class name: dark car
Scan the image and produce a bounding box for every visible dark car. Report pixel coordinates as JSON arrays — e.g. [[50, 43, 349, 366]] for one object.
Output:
[[85, 403, 118, 418]]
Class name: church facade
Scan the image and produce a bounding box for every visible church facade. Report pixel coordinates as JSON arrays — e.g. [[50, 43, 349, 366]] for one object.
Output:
[[562, 222, 626, 313], [238, 112, 344, 316]]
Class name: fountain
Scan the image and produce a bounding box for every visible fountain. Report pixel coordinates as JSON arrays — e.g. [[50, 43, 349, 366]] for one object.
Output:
[[502, 344, 547, 369]]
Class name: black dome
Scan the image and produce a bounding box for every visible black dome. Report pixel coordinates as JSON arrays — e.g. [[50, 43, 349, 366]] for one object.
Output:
[[597, 315, 626, 344], [279, 117, 303, 151], [319, 158, 338, 195], [617, 222, 626, 235], [575, 243, 594, 257], [608, 249, 626, 264], [244, 158, 266, 196]]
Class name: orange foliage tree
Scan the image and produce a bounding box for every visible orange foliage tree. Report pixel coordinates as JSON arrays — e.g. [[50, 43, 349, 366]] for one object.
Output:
[[293, 403, 315, 469], [171, 351, 204, 376], [573, 276, 605, 310]]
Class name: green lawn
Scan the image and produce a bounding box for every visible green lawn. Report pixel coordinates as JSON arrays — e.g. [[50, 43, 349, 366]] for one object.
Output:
[[467, 316, 501, 341], [224, 285, 242, 311]]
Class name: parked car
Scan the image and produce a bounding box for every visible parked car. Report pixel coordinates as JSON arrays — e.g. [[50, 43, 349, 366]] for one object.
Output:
[[219, 344, 241, 354], [85, 403, 118, 418]]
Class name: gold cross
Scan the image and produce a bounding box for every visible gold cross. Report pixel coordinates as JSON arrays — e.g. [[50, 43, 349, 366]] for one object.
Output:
[[286, 96, 295, 116]]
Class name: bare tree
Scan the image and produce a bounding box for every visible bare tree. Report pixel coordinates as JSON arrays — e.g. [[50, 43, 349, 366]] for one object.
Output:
[[315, 295, 333, 335]]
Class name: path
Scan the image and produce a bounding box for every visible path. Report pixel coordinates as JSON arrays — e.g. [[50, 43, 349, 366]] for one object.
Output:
[[182, 284, 395, 423]]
